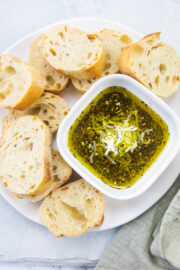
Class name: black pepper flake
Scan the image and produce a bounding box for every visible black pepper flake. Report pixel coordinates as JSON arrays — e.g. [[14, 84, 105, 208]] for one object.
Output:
[[68, 86, 169, 189]]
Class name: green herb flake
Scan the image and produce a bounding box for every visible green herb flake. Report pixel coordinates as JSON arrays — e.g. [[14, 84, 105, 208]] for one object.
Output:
[[68, 87, 169, 189]]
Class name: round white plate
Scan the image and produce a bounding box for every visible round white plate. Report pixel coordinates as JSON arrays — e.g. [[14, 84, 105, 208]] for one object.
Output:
[[0, 18, 180, 232]]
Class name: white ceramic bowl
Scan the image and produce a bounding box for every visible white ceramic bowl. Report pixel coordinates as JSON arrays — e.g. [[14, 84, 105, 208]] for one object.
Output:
[[57, 74, 180, 200]]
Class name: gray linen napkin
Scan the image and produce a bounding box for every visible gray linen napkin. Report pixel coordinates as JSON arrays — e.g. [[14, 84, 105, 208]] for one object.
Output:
[[95, 175, 180, 270]]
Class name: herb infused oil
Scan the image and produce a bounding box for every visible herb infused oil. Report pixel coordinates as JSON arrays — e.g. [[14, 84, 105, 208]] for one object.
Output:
[[68, 87, 169, 189]]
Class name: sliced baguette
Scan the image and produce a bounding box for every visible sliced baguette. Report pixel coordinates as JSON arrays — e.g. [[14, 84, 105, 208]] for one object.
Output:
[[42, 25, 106, 80], [29, 35, 69, 94], [2, 92, 69, 134], [72, 29, 132, 93], [0, 54, 44, 110], [40, 179, 104, 237], [24, 150, 72, 202], [118, 32, 180, 97], [0, 115, 52, 195]]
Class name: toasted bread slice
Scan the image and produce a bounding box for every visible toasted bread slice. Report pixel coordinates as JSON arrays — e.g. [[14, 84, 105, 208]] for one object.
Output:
[[40, 179, 104, 237], [0, 116, 52, 195], [72, 29, 132, 93], [0, 54, 44, 110], [42, 25, 105, 80], [29, 35, 69, 94], [25, 150, 72, 202], [118, 32, 180, 97], [2, 92, 69, 134]]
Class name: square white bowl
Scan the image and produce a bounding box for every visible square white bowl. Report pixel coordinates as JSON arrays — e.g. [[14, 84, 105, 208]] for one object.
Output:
[[57, 74, 180, 200]]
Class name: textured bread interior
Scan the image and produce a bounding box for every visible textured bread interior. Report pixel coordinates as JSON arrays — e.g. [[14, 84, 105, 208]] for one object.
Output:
[[2, 92, 69, 134], [26, 150, 72, 202], [43, 25, 105, 79], [29, 35, 69, 93], [119, 33, 180, 97], [0, 55, 31, 107], [40, 179, 104, 237], [0, 54, 44, 109], [59, 179, 104, 228], [131, 43, 180, 96], [41, 198, 88, 237], [0, 116, 52, 195], [72, 29, 132, 93], [99, 29, 132, 75]]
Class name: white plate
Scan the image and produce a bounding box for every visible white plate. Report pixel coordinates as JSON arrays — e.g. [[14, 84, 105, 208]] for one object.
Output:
[[57, 74, 180, 200], [0, 17, 180, 231]]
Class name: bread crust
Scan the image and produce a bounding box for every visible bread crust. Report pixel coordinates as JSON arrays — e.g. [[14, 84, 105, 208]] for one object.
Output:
[[44, 44, 106, 81], [72, 77, 98, 94], [118, 33, 161, 80], [118, 32, 180, 96], [42, 25, 106, 80], [25, 150, 72, 202], [14, 67, 44, 110], [1, 92, 69, 134], [60, 179, 105, 228], [0, 55, 44, 110], [1, 115, 8, 136], [0, 116, 53, 195], [72, 29, 132, 93], [40, 178, 104, 237], [29, 35, 69, 94]]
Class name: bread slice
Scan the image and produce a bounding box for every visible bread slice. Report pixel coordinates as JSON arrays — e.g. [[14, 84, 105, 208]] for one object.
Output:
[[2, 92, 69, 134], [24, 150, 72, 202], [118, 32, 180, 97], [40, 179, 104, 237], [72, 77, 98, 94], [0, 54, 44, 110], [0, 115, 52, 195], [72, 29, 132, 93], [42, 24, 106, 80], [29, 35, 69, 94]]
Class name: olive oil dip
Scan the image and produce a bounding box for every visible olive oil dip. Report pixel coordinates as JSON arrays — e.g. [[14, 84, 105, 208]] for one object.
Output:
[[68, 87, 169, 189]]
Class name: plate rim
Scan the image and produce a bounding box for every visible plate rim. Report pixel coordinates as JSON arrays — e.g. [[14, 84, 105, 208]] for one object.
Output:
[[3, 17, 143, 54]]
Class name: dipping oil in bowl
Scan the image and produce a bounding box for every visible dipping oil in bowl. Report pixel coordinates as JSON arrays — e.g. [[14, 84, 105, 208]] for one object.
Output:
[[68, 86, 169, 189]]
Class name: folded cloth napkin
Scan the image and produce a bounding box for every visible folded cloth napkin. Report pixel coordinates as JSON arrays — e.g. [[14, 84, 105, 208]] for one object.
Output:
[[95, 175, 180, 270]]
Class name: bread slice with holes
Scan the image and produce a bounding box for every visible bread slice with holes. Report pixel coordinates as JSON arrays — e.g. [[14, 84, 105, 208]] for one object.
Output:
[[42, 24, 106, 80], [72, 29, 132, 93], [0, 115, 52, 195], [118, 32, 180, 97], [29, 35, 69, 94], [0, 54, 44, 110], [22, 150, 72, 202], [2, 92, 69, 134], [40, 179, 104, 237]]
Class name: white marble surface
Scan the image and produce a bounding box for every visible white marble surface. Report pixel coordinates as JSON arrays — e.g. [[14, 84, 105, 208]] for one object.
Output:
[[0, 0, 179, 269]]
